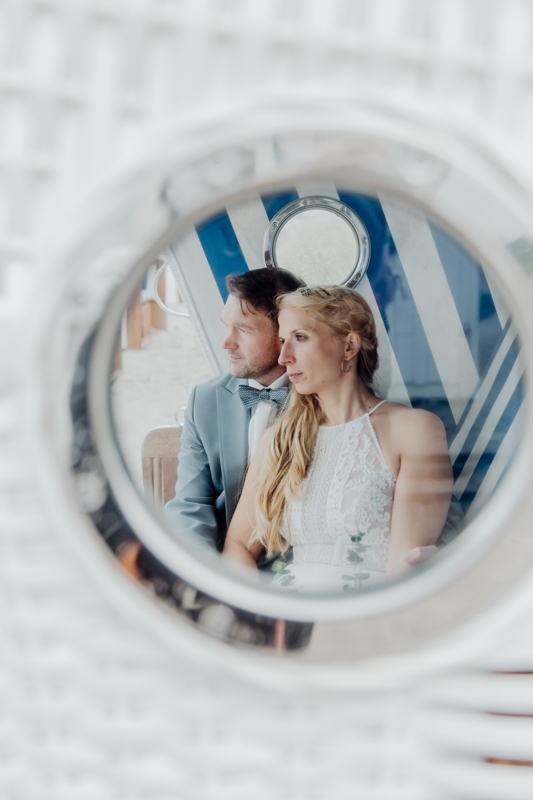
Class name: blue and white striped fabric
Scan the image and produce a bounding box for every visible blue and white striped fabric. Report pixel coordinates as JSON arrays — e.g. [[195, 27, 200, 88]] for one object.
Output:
[[168, 185, 524, 517]]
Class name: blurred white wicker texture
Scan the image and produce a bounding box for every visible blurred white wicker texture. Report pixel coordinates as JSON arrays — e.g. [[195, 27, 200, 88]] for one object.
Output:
[[2, 1, 533, 798]]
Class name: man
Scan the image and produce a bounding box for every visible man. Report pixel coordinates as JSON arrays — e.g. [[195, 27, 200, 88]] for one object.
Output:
[[165, 267, 305, 560]]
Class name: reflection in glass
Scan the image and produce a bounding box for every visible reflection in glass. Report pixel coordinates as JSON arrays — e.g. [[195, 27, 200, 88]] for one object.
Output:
[[110, 188, 525, 600]]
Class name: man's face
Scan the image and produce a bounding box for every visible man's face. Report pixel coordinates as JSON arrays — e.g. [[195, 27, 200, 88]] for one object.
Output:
[[221, 294, 285, 385]]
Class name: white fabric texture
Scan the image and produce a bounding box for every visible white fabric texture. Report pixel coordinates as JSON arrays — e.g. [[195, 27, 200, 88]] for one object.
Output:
[[247, 373, 290, 458], [276, 402, 396, 592]]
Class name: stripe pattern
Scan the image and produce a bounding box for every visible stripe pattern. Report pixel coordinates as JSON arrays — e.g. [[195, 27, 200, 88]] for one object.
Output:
[[169, 188, 524, 516]]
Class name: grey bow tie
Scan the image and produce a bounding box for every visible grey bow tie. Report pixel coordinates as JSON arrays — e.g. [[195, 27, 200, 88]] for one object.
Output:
[[238, 385, 289, 410]]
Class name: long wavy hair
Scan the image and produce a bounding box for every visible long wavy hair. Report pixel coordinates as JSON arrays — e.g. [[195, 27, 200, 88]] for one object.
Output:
[[249, 285, 379, 557]]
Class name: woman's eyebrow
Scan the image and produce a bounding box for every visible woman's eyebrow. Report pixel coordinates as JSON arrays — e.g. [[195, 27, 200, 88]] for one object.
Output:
[[279, 328, 309, 339]]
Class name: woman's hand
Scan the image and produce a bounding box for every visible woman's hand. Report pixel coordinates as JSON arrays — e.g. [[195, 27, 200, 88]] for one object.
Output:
[[403, 545, 439, 565]]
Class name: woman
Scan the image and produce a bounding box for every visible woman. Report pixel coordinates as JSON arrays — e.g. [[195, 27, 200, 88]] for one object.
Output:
[[223, 286, 452, 592]]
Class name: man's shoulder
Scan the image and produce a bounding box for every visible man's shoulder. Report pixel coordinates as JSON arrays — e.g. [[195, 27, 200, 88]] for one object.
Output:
[[185, 372, 246, 443], [192, 372, 242, 401]]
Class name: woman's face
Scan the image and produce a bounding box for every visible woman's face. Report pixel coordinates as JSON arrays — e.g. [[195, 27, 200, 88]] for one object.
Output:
[[278, 306, 350, 394]]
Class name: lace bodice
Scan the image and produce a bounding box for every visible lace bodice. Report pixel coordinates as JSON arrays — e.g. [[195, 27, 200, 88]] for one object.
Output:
[[281, 402, 396, 573]]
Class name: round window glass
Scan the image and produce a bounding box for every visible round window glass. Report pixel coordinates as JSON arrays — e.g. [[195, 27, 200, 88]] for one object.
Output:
[[109, 185, 526, 610], [264, 196, 371, 288], [274, 208, 359, 284]]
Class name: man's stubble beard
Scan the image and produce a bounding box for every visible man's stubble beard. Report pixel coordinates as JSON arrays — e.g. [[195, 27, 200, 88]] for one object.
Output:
[[230, 349, 281, 381]]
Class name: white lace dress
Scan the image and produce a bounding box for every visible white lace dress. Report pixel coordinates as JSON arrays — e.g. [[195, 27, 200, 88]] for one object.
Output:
[[272, 400, 396, 594]]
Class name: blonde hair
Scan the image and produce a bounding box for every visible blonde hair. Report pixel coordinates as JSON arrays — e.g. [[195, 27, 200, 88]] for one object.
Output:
[[249, 285, 379, 557]]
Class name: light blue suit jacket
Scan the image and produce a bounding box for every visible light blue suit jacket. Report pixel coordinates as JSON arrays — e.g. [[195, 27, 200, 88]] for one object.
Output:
[[165, 373, 251, 552]]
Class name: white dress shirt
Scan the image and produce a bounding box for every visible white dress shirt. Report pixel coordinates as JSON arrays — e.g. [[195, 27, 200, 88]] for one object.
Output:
[[247, 373, 290, 460]]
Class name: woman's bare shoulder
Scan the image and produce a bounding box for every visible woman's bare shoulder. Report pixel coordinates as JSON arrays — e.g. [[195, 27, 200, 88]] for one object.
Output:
[[381, 401, 443, 424], [378, 401, 447, 448]]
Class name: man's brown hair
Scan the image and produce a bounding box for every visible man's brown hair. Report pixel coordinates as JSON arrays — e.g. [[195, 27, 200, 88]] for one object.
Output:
[[226, 267, 305, 326]]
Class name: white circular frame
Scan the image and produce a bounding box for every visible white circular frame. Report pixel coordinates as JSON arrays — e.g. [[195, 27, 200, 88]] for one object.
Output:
[[28, 92, 533, 685]]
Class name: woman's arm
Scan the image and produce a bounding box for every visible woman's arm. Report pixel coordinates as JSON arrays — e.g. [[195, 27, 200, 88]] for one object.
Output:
[[386, 409, 453, 579], [222, 431, 272, 569]]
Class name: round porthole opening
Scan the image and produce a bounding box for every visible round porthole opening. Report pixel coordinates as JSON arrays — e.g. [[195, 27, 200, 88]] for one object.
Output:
[[263, 196, 371, 287]]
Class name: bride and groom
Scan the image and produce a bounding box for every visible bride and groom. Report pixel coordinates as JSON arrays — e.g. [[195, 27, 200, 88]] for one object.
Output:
[[166, 268, 454, 592]]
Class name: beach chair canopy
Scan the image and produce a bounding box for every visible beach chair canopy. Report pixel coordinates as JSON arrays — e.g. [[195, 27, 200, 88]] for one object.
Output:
[[163, 185, 524, 520]]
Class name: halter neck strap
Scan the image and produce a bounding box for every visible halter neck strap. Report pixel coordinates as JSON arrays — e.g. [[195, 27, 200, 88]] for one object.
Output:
[[367, 399, 388, 417]]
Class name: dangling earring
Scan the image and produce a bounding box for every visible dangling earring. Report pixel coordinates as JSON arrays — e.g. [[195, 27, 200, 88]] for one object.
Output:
[[341, 358, 352, 373]]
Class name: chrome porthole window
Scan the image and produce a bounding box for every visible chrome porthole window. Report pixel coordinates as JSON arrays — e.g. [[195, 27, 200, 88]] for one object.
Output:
[[29, 95, 533, 686], [263, 196, 371, 287]]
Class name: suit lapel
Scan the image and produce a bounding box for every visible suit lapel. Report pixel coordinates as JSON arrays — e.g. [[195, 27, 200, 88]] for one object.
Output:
[[217, 377, 250, 527]]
